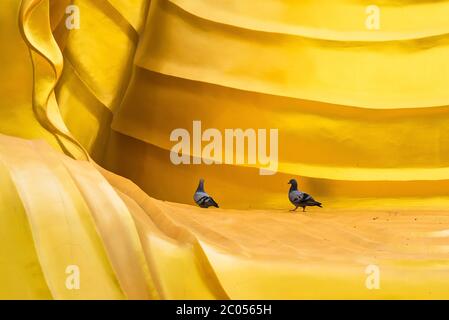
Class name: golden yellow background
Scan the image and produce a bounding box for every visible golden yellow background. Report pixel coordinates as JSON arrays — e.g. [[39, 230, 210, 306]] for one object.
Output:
[[0, 0, 449, 299]]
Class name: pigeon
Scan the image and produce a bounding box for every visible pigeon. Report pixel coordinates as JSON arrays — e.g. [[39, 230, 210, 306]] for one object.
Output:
[[194, 179, 219, 208], [288, 178, 322, 212]]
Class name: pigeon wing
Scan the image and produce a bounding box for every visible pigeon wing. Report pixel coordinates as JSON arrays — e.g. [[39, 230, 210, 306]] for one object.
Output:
[[194, 191, 209, 204], [289, 190, 304, 205], [300, 193, 321, 206], [194, 191, 219, 208]]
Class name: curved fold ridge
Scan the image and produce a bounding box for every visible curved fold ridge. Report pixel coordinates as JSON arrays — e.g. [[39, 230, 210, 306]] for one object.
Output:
[[170, 0, 449, 41], [101, 166, 231, 299], [107, 0, 150, 33], [102, 160, 449, 299], [61, 0, 138, 110], [113, 68, 449, 180], [49, 0, 71, 31], [0, 0, 58, 144], [0, 134, 124, 299], [56, 58, 113, 160], [62, 158, 157, 299], [19, 0, 88, 160], [0, 159, 51, 299], [103, 132, 449, 209], [135, 0, 449, 109]]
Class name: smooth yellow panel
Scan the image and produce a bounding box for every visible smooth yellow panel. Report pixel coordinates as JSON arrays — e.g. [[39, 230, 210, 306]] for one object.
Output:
[[0, 160, 51, 299], [170, 0, 449, 40], [136, 0, 449, 109], [0, 135, 124, 299], [113, 68, 449, 179], [63, 0, 137, 110]]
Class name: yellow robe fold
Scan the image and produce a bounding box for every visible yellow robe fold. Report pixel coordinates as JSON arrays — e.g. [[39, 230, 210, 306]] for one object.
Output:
[[1, 0, 449, 299]]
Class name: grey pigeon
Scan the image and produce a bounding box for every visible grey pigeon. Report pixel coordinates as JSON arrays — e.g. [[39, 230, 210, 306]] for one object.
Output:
[[288, 179, 322, 212], [194, 179, 219, 208]]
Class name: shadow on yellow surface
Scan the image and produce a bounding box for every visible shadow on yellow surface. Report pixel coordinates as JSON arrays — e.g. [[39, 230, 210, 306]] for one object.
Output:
[[1, 0, 449, 299], [1, 134, 449, 299]]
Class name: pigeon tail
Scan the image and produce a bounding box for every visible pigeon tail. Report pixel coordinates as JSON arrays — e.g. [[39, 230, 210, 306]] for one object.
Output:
[[210, 198, 219, 208], [310, 200, 322, 207]]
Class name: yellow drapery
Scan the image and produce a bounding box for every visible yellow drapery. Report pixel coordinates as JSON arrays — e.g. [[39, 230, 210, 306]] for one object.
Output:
[[0, 0, 449, 299]]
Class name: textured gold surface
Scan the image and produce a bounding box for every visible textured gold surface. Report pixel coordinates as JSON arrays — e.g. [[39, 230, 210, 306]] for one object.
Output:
[[0, 0, 449, 299]]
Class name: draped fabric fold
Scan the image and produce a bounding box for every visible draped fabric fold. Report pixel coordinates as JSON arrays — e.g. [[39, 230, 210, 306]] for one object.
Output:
[[169, 0, 449, 41], [19, 0, 88, 160], [135, 0, 449, 109], [0, 0, 449, 299]]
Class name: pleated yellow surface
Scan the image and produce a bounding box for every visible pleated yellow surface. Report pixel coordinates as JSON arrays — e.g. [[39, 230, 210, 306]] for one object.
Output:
[[0, 134, 448, 299], [135, 0, 449, 109], [170, 0, 449, 40], [0, 0, 449, 299], [0, 0, 57, 145], [109, 0, 449, 207]]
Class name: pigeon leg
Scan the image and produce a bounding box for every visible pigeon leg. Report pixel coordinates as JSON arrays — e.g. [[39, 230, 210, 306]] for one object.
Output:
[[290, 206, 298, 212], [302, 206, 306, 212]]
